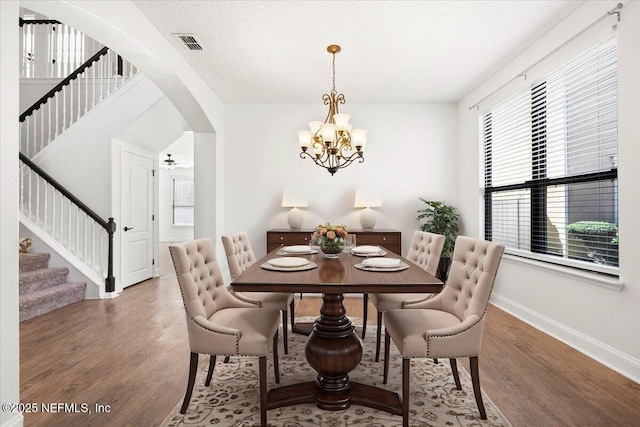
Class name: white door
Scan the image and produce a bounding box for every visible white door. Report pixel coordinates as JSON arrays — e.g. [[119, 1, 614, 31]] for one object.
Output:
[[121, 149, 154, 287]]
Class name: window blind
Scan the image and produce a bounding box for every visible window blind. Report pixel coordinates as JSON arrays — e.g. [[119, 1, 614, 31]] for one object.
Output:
[[172, 178, 194, 225], [482, 35, 618, 272]]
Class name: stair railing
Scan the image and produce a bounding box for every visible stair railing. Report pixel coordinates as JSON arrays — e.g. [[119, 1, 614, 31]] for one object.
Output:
[[19, 153, 116, 293], [20, 18, 104, 79], [20, 46, 138, 158]]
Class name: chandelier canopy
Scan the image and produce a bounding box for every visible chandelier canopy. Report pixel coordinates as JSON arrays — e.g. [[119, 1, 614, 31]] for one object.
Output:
[[297, 45, 366, 175]]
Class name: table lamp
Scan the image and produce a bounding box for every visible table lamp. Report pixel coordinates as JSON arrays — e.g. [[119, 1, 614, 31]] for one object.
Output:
[[282, 193, 308, 230], [354, 189, 382, 230]]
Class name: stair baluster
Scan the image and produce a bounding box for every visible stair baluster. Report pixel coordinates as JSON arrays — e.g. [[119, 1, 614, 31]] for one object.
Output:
[[19, 154, 116, 293]]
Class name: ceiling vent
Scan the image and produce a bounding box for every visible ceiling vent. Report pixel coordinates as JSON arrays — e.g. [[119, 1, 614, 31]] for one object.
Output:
[[173, 33, 204, 51]]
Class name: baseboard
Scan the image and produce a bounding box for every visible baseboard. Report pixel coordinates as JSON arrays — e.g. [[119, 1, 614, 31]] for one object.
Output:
[[490, 294, 640, 384], [1, 413, 24, 427]]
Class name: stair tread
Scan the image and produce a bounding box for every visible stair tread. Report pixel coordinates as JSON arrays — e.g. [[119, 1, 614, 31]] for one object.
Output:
[[20, 282, 86, 300], [20, 267, 69, 278], [19, 267, 70, 294], [19, 282, 86, 322], [19, 252, 51, 273]]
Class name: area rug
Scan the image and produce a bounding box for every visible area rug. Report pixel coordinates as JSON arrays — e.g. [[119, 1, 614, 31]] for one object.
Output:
[[161, 318, 511, 427]]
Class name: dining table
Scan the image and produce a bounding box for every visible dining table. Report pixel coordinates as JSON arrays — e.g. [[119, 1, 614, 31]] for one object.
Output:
[[231, 246, 443, 416]]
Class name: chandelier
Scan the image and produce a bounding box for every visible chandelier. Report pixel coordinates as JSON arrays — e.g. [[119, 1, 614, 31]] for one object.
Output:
[[161, 154, 176, 170], [297, 45, 366, 175]]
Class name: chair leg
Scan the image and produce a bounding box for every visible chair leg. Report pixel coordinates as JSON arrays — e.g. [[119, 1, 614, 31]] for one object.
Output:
[[281, 309, 289, 355], [259, 355, 268, 427], [362, 293, 368, 339], [402, 358, 410, 427], [180, 352, 199, 414], [205, 355, 217, 386], [375, 310, 383, 362], [289, 299, 295, 332], [273, 329, 280, 383], [449, 358, 462, 390], [383, 332, 391, 384], [223, 356, 230, 363], [470, 356, 487, 420]]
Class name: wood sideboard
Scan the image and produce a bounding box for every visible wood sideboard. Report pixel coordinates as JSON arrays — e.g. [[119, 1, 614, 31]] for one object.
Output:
[[266, 229, 401, 255]]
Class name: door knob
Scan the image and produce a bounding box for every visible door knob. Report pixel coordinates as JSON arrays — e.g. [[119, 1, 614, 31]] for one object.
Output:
[[123, 226, 134, 231]]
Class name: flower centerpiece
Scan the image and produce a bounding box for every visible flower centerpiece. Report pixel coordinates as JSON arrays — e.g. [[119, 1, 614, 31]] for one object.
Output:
[[313, 223, 348, 258]]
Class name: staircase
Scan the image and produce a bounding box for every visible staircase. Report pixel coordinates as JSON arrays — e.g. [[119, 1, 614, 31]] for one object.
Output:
[[18, 17, 139, 303], [19, 252, 86, 321]]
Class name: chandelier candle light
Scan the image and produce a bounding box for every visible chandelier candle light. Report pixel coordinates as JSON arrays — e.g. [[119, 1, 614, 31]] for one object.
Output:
[[297, 45, 367, 175]]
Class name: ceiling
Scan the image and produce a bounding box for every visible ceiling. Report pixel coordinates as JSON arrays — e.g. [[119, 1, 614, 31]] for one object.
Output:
[[133, 1, 585, 104]]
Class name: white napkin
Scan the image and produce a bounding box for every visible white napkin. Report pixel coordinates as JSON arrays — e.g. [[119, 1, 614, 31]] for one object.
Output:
[[362, 258, 401, 268], [352, 245, 381, 254], [268, 257, 310, 268], [284, 245, 312, 253]]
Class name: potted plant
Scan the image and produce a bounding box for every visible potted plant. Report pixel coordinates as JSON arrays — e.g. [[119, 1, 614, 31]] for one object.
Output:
[[416, 199, 459, 280], [312, 223, 348, 258]]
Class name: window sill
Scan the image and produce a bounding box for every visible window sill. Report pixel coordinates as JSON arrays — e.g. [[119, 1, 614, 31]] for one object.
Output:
[[171, 224, 193, 228], [503, 252, 624, 292]]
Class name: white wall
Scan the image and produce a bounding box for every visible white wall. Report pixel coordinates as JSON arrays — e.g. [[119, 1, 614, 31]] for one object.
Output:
[[457, 0, 640, 381], [224, 103, 458, 258], [1, 3, 23, 426], [35, 75, 164, 219], [19, 78, 62, 112]]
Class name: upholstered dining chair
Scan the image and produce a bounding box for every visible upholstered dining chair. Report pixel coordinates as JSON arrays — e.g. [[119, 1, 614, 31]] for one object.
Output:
[[368, 231, 445, 362], [222, 231, 295, 354], [382, 236, 504, 425], [169, 238, 280, 425]]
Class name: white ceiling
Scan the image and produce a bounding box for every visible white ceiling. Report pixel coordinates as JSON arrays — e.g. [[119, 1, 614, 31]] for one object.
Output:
[[133, 0, 585, 104]]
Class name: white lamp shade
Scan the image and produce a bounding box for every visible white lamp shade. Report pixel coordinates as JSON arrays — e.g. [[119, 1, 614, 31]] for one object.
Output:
[[354, 188, 382, 208], [333, 113, 351, 130], [281, 193, 308, 208], [308, 121, 323, 134], [297, 130, 312, 148], [351, 128, 367, 148], [320, 123, 337, 143]]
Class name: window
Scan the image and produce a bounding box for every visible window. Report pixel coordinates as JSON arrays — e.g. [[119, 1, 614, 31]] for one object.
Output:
[[172, 178, 194, 225], [482, 35, 618, 273]]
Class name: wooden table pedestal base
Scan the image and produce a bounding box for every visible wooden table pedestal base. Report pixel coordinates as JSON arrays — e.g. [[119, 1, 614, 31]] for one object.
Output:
[[266, 293, 403, 416]]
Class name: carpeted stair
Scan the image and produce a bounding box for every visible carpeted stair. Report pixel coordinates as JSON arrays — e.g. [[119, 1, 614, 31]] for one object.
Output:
[[19, 253, 86, 322]]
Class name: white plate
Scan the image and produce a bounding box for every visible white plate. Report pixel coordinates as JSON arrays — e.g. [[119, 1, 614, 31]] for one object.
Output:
[[352, 245, 381, 254], [267, 257, 310, 268], [362, 258, 401, 268], [283, 245, 313, 253]]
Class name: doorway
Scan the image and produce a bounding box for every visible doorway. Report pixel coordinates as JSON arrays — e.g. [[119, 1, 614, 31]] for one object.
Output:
[[120, 147, 155, 287]]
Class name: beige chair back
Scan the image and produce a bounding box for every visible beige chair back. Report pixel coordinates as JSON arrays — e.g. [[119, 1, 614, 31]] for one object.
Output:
[[438, 235, 505, 322], [222, 231, 257, 279], [405, 230, 445, 275], [169, 238, 245, 353]]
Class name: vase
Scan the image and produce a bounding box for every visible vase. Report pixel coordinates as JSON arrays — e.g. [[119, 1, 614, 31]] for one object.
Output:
[[320, 239, 344, 258]]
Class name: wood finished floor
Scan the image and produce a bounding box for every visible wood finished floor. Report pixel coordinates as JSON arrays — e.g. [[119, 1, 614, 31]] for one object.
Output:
[[20, 274, 640, 426]]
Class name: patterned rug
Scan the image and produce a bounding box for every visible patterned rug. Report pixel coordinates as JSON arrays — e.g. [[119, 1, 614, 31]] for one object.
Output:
[[161, 318, 511, 427]]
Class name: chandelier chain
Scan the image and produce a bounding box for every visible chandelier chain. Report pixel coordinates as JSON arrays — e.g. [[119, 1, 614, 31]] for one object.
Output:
[[332, 52, 336, 94]]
